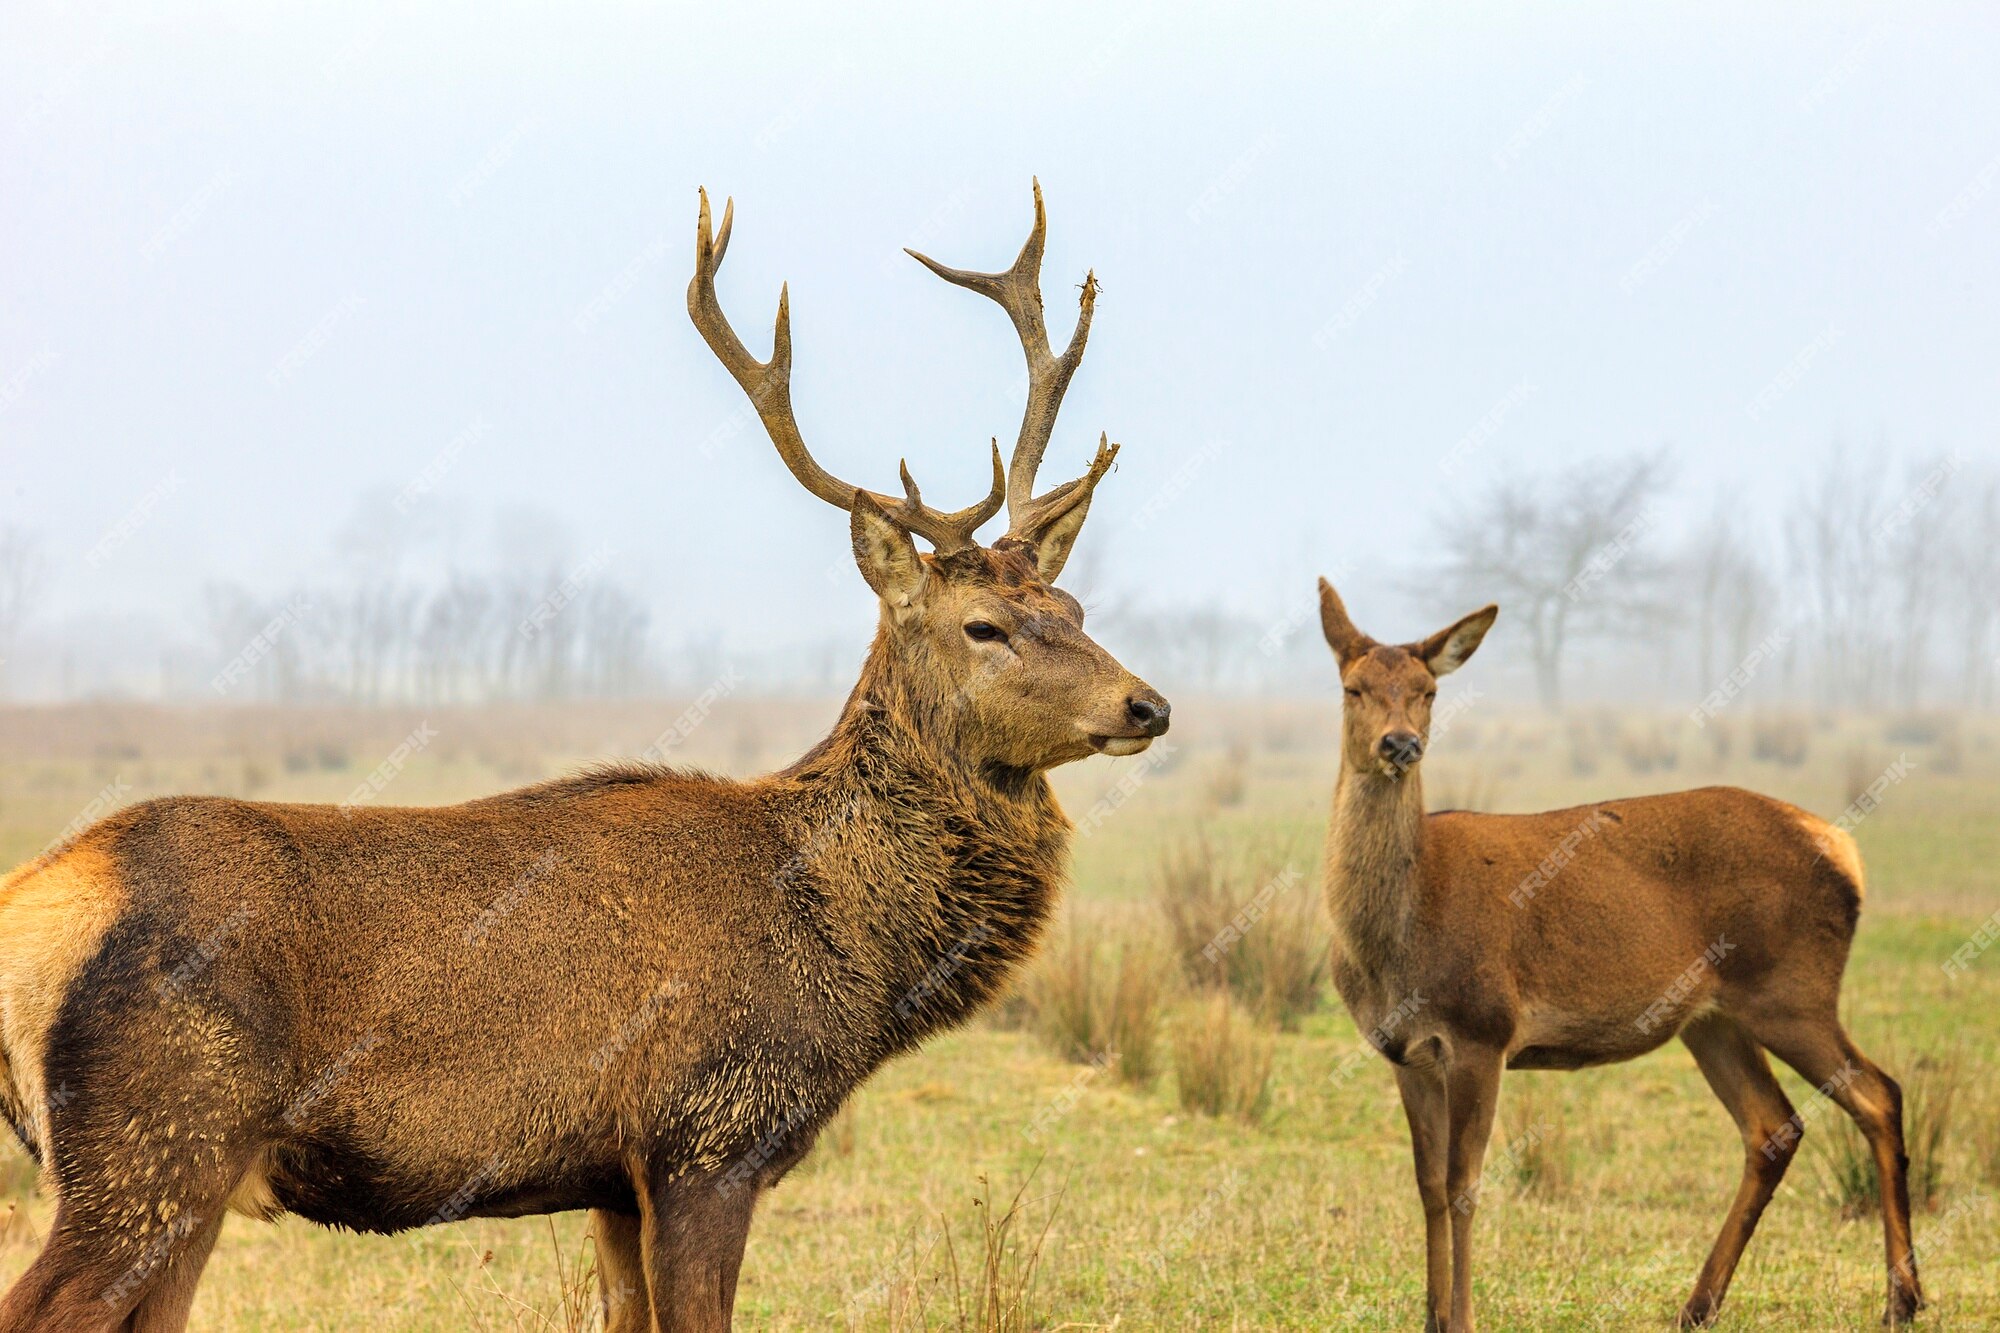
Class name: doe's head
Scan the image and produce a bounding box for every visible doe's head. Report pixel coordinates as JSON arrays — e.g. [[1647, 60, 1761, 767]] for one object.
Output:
[[690, 181, 1168, 774], [1317, 578, 1496, 779]]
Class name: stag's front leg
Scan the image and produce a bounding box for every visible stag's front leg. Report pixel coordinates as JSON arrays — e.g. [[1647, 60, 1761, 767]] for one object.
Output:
[[1443, 1047, 1504, 1333], [637, 1168, 761, 1333], [1395, 1063, 1453, 1331]]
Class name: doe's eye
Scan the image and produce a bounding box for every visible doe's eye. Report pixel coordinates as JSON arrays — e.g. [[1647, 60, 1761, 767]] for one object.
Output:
[[1344, 687, 1361, 699], [964, 621, 1007, 643]]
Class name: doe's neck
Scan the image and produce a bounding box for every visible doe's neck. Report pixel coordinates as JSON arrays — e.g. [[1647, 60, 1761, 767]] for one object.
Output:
[[1325, 760, 1428, 962]]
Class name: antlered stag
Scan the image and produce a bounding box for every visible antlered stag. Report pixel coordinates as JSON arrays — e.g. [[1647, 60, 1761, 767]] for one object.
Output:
[[1314, 580, 1921, 1332], [0, 183, 1167, 1333]]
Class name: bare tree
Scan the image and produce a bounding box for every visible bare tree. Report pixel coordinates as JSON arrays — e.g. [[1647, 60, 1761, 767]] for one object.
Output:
[[1423, 451, 1674, 708], [1683, 502, 1780, 695]]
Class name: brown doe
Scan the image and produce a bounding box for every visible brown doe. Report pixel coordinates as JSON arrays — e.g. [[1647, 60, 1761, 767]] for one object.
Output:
[[0, 182, 1167, 1333], [1315, 579, 1922, 1331]]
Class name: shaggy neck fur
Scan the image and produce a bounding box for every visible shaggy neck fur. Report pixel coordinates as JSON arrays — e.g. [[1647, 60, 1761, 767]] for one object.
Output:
[[775, 619, 1069, 1053], [1325, 761, 1427, 970]]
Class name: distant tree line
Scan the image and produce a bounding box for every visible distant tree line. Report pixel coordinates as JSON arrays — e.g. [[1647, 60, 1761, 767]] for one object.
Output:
[[1, 447, 1993, 709]]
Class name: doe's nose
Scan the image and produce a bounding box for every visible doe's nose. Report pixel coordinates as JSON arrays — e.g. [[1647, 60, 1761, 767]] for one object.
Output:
[[1378, 730, 1423, 769], [1126, 690, 1171, 737]]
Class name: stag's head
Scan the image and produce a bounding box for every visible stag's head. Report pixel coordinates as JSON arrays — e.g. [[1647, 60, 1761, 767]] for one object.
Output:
[[1317, 579, 1497, 779], [689, 182, 1168, 773]]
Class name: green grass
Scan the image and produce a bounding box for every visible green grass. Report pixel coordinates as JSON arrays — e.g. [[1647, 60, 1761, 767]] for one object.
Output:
[[1, 702, 1997, 1329]]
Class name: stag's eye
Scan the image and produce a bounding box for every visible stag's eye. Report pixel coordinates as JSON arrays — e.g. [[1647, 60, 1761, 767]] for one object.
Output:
[[964, 621, 1008, 644], [1424, 690, 1438, 701], [1344, 687, 1361, 699]]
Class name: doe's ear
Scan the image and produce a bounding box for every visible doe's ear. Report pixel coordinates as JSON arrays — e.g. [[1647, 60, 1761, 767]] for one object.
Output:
[[1416, 604, 1498, 677], [1317, 577, 1372, 664], [851, 493, 927, 610]]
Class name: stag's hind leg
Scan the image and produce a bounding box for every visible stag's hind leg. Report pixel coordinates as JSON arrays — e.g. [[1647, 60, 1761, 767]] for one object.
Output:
[[1749, 1013, 1924, 1325], [1676, 1014, 1799, 1328]]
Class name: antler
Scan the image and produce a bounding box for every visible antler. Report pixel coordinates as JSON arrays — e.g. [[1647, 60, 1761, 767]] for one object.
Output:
[[906, 178, 1114, 541], [687, 188, 1004, 553]]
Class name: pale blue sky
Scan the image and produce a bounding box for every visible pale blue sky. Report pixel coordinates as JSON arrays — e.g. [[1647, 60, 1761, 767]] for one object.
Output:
[[4, 1, 1997, 663]]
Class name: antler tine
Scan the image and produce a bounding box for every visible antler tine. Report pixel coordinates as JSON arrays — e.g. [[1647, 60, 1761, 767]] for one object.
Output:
[[687, 188, 1001, 553], [906, 178, 1099, 536]]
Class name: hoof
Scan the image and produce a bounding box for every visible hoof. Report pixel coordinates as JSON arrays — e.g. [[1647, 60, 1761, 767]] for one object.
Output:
[[1882, 1289, 1926, 1325], [1676, 1296, 1721, 1329]]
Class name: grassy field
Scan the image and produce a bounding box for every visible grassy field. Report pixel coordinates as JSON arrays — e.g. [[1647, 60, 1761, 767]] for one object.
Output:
[[1, 700, 1995, 1329]]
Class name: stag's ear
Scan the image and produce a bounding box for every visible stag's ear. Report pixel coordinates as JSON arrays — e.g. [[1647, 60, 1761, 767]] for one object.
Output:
[[1318, 578, 1371, 664], [851, 493, 927, 611], [1417, 604, 1498, 677], [1025, 494, 1093, 582]]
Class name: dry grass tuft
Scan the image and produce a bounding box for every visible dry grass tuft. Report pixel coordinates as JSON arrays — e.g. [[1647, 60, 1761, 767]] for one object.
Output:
[[1157, 836, 1324, 1029], [1500, 1080, 1576, 1202], [880, 1170, 1062, 1333], [1171, 992, 1274, 1123], [1016, 914, 1171, 1088], [1813, 1044, 1961, 1217]]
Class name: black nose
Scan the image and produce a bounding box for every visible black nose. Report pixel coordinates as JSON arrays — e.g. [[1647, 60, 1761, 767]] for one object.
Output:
[[1127, 692, 1171, 737], [1378, 731, 1423, 769]]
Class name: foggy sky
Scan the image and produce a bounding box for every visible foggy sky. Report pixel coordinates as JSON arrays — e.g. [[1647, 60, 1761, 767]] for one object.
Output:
[[5, 1, 1998, 668]]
